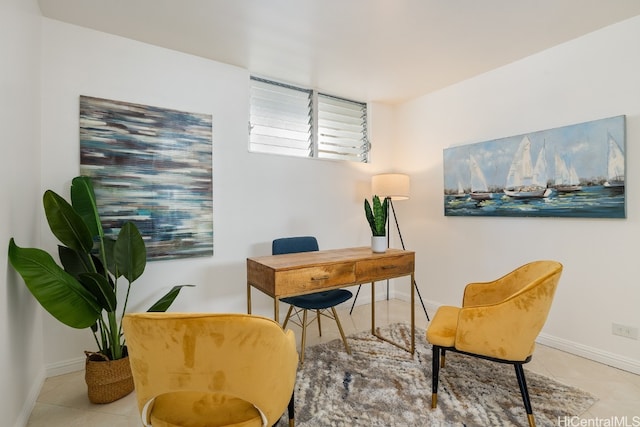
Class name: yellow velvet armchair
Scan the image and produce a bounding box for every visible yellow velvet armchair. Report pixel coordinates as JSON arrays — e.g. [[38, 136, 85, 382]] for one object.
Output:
[[426, 260, 563, 427], [122, 313, 299, 427]]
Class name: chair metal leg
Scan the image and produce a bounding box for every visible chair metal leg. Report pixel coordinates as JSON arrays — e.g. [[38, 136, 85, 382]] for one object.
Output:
[[440, 348, 446, 368], [514, 363, 536, 427], [282, 305, 294, 329], [331, 307, 351, 355], [431, 346, 440, 408]]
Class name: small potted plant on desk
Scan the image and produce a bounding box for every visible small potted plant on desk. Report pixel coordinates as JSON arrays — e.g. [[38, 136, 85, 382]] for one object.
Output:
[[8, 176, 192, 403], [364, 195, 388, 253]]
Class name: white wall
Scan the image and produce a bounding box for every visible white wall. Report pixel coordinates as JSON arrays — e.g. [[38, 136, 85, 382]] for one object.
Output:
[[395, 16, 640, 373], [39, 18, 396, 372], [1, 0, 45, 426]]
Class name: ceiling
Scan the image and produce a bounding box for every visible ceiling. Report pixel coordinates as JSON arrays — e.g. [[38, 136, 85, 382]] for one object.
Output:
[[37, 0, 640, 104]]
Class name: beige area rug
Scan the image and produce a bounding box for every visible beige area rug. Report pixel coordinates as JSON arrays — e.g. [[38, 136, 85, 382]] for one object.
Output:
[[276, 323, 596, 427]]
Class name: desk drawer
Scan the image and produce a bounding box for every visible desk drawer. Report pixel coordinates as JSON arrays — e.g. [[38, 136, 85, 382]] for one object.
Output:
[[276, 263, 355, 296], [356, 254, 414, 282]]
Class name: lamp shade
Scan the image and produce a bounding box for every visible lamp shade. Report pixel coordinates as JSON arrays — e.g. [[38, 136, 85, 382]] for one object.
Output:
[[371, 173, 410, 200]]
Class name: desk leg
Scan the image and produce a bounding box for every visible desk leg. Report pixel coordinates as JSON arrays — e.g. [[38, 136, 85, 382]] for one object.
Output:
[[371, 274, 415, 355], [247, 283, 281, 324], [371, 281, 376, 335]]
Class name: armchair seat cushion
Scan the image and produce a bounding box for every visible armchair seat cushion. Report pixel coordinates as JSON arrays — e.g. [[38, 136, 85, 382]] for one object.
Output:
[[425, 306, 459, 348], [149, 391, 263, 427]]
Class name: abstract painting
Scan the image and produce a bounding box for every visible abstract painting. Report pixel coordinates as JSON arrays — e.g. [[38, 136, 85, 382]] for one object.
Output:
[[443, 115, 625, 218], [80, 95, 213, 260]]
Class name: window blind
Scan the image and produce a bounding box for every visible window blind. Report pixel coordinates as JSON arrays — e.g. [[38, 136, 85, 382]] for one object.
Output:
[[249, 77, 313, 157], [249, 76, 370, 163], [317, 94, 369, 162]]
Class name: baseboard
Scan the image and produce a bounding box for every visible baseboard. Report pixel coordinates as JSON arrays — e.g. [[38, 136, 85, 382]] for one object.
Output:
[[341, 282, 385, 309], [13, 366, 45, 427], [537, 333, 640, 375], [388, 285, 439, 320], [46, 355, 86, 377]]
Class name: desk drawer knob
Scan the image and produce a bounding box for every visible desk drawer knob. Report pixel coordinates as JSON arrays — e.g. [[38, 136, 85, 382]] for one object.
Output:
[[311, 275, 330, 281], [382, 265, 396, 270]]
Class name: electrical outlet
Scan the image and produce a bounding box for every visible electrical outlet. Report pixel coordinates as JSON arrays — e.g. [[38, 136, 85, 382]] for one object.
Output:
[[612, 323, 639, 340]]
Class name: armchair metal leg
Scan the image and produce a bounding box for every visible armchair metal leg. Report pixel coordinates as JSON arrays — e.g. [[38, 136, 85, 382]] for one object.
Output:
[[273, 391, 295, 427], [431, 346, 440, 408], [288, 390, 295, 427], [514, 363, 536, 427]]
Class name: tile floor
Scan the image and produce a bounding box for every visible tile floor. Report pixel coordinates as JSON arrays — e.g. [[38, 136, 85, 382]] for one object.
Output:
[[26, 299, 640, 426]]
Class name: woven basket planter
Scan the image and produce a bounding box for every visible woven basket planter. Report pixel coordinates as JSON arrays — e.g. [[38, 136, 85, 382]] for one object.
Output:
[[84, 351, 134, 404]]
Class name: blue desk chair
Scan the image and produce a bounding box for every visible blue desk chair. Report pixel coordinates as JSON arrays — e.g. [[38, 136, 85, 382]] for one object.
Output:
[[272, 236, 352, 363]]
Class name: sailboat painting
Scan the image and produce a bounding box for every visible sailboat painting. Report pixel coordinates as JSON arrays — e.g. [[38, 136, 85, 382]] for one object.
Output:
[[443, 115, 625, 218]]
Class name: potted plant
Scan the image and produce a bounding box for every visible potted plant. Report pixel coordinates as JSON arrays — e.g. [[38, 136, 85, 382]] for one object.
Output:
[[8, 176, 191, 403], [364, 195, 388, 253]]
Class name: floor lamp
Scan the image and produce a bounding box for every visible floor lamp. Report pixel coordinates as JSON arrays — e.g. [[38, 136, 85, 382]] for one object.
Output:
[[350, 173, 430, 321]]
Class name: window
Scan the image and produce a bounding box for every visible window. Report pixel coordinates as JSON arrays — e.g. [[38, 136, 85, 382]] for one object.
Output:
[[249, 76, 369, 163]]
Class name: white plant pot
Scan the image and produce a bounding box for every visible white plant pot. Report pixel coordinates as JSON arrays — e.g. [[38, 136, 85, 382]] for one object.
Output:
[[371, 236, 387, 253]]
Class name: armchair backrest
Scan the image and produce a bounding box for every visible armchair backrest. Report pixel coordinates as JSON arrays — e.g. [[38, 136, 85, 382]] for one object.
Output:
[[456, 260, 563, 361], [123, 313, 298, 425], [463, 260, 562, 307]]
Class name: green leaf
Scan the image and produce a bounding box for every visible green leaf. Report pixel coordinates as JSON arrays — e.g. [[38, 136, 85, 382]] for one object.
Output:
[[102, 236, 118, 277], [365, 195, 387, 236], [8, 239, 101, 329], [364, 199, 376, 234], [114, 222, 146, 283], [377, 196, 389, 235], [71, 176, 104, 240], [382, 197, 389, 222], [147, 285, 195, 312], [79, 272, 117, 312], [58, 245, 94, 279], [43, 190, 93, 253]]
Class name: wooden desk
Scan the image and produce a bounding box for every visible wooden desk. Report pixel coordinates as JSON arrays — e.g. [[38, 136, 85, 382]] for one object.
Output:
[[247, 247, 415, 354]]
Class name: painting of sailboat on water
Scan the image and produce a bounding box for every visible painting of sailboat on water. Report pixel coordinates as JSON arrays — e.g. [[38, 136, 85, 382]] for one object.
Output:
[[443, 115, 625, 218]]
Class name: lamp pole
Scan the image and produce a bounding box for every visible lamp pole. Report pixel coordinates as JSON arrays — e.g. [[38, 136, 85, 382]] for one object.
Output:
[[351, 173, 430, 321], [387, 198, 430, 321]]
